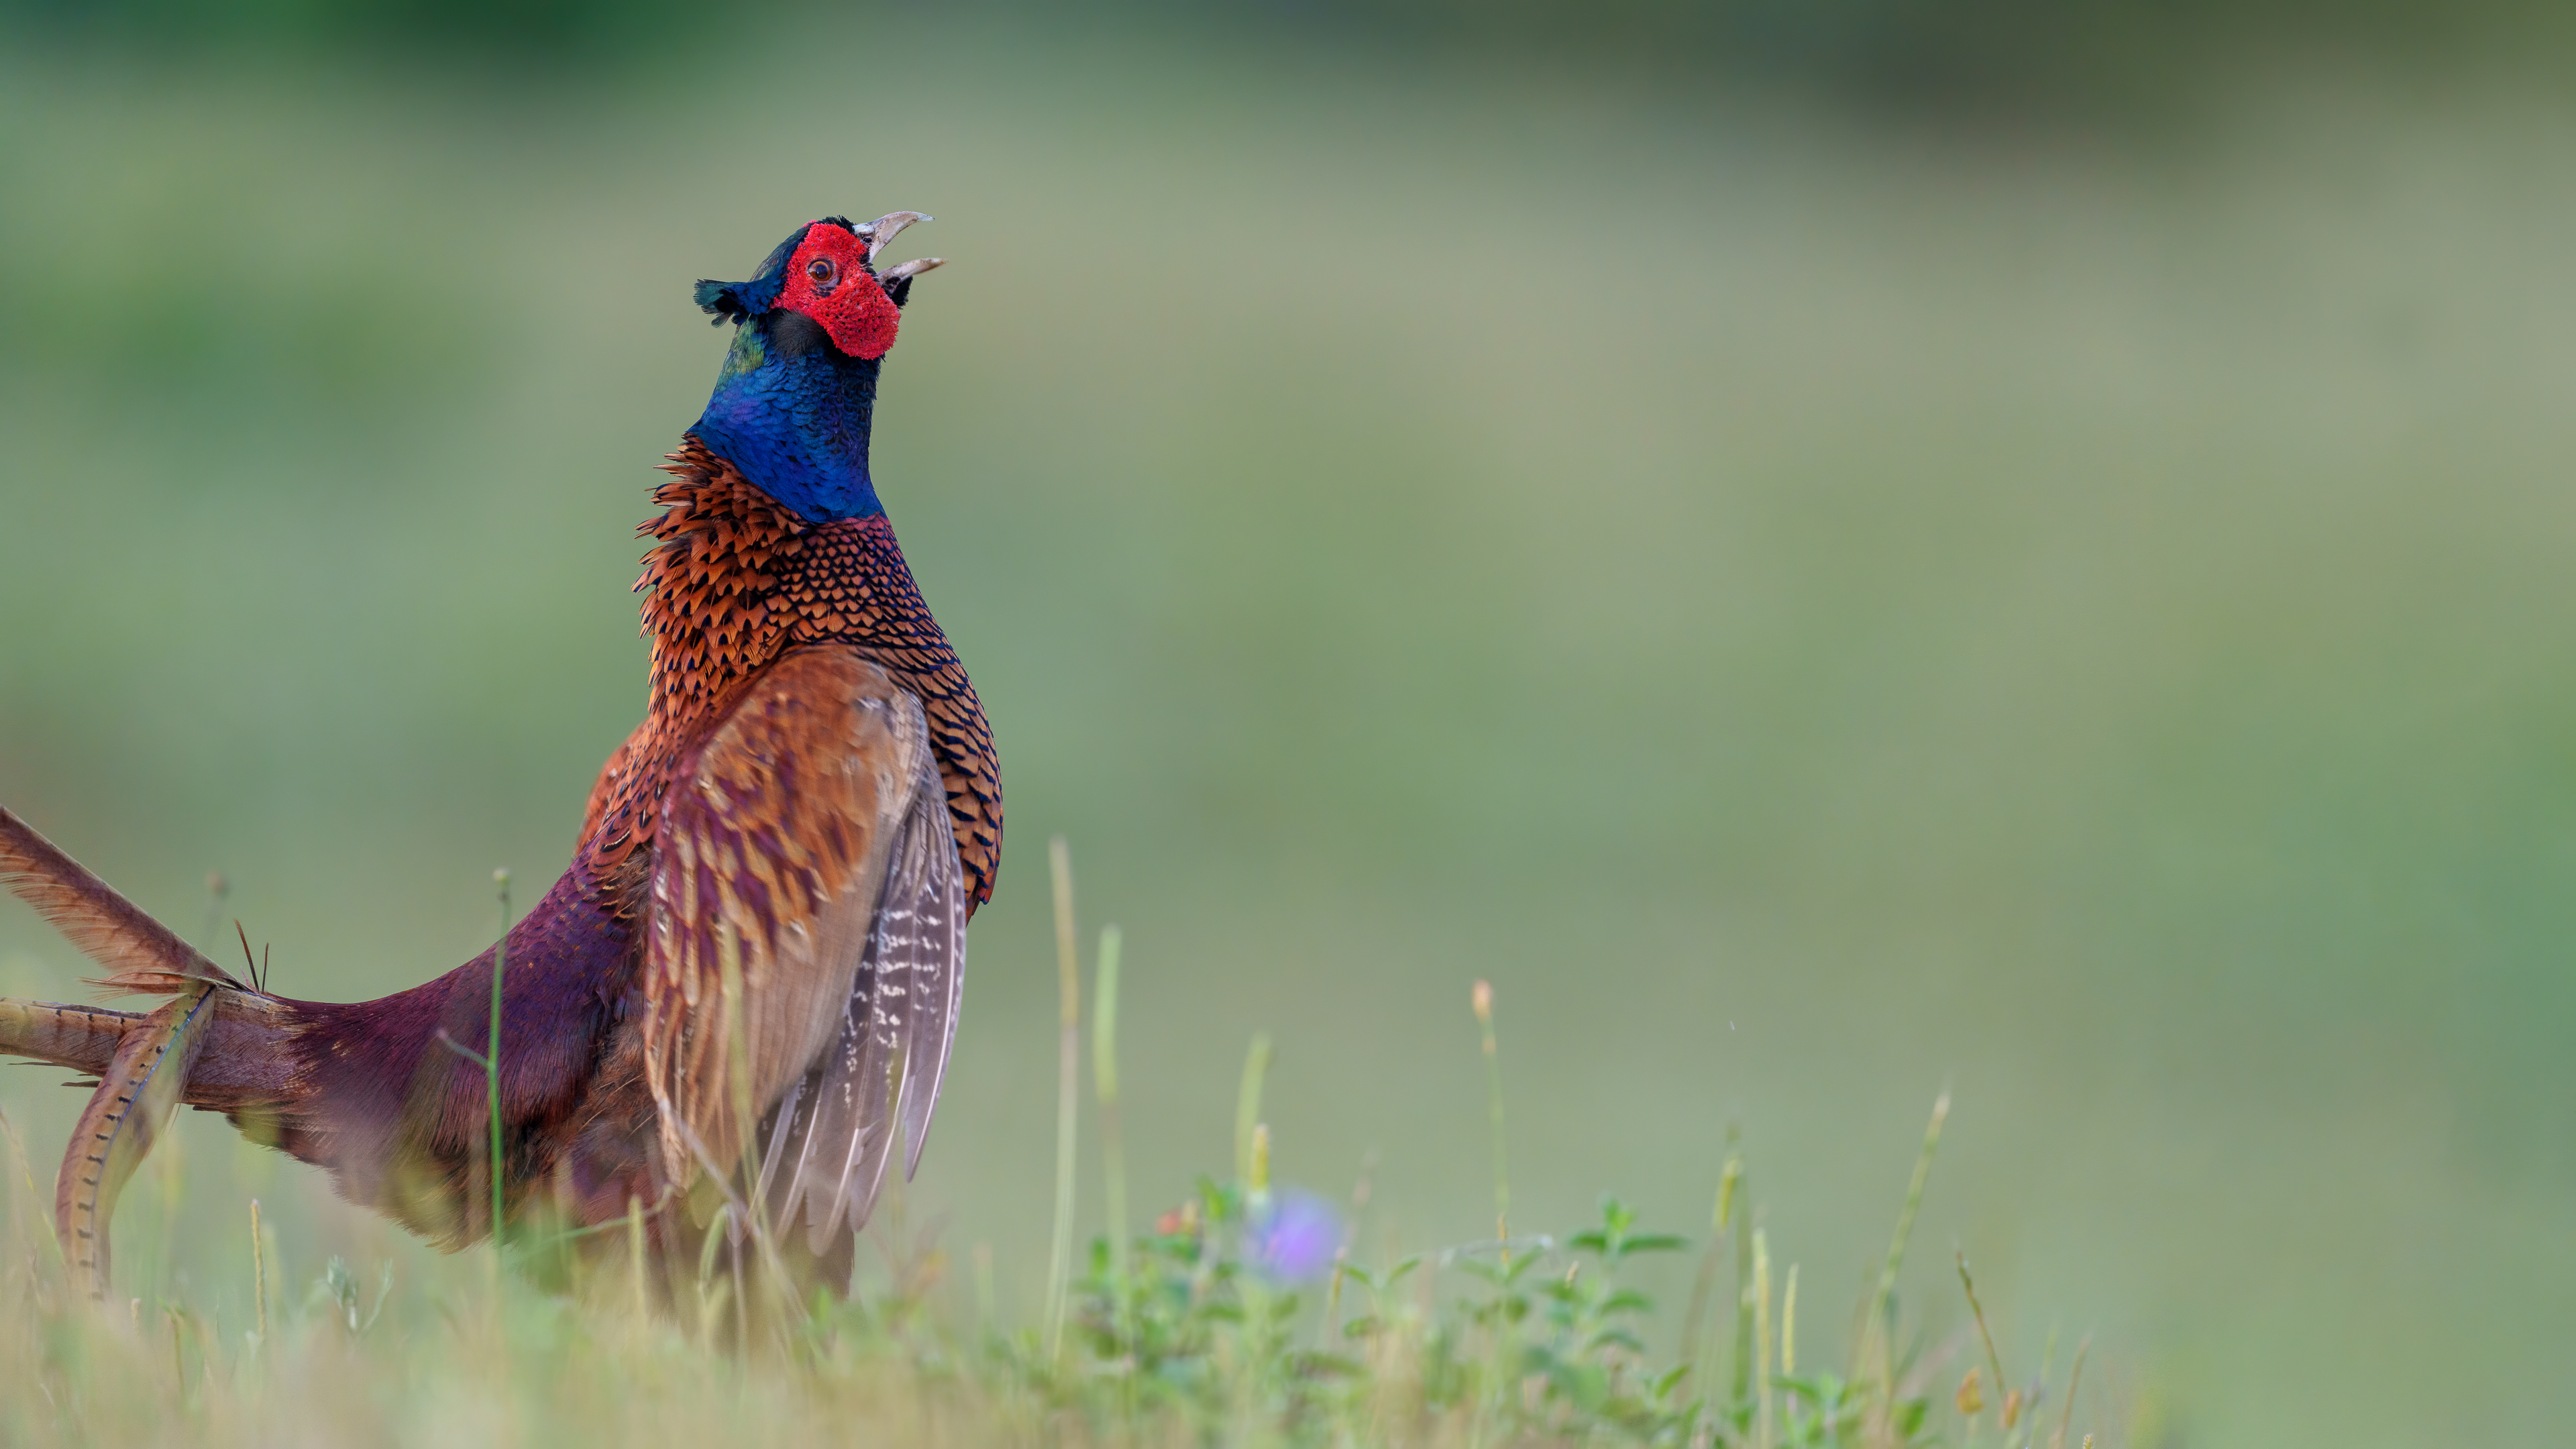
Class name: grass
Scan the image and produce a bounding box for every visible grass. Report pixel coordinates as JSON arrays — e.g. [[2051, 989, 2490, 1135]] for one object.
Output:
[[0, 842, 2116, 1447]]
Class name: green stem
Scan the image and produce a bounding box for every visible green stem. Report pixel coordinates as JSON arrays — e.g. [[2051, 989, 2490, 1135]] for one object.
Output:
[[627, 1195, 649, 1324], [250, 1197, 268, 1346], [1042, 837, 1081, 1363], [1731, 1175, 1755, 1409], [1472, 981, 1508, 1252], [1959, 1249, 2012, 1424], [489, 868, 511, 1250], [1234, 1031, 1273, 1187], [1093, 925, 1136, 1421], [1866, 1091, 1949, 1418], [1092, 926, 1130, 1342], [1680, 1150, 1740, 1399]]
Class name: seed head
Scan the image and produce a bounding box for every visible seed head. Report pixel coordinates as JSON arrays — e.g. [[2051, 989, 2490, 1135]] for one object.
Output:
[[1955, 1366, 1984, 1416]]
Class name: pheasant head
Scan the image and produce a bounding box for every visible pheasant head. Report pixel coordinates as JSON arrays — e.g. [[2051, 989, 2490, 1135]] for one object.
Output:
[[688, 213, 946, 523]]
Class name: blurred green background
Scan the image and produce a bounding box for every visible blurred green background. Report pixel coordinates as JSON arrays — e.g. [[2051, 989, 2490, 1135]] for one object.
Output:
[[3, 6, 2573, 1445]]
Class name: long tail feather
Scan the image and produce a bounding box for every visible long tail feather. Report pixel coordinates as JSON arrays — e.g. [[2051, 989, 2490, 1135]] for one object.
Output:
[[0, 806, 240, 996], [0, 806, 301, 1298], [0, 998, 135, 1078], [55, 982, 217, 1299]]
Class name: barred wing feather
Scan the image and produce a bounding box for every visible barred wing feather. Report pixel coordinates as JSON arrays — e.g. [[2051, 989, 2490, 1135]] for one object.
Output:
[[754, 740, 965, 1250], [643, 647, 966, 1249]]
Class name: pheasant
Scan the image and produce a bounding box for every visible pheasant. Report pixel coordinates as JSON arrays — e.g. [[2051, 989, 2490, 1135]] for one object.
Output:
[[0, 213, 1002, 1298]]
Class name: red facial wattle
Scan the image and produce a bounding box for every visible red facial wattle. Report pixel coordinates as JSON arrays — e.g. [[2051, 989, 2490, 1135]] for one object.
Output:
[[775, 223, 901, 360]]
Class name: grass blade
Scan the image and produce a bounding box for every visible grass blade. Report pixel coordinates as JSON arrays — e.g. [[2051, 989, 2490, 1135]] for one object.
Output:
[[1471, 980, 1508, 1252], [1092, 924, 1131, 1355], [1234, 1031, 1272, 1186], [488, 868, 511, 1249], [1864, 1089, 1949, 1412], [1042, 836, 1081, 1362]]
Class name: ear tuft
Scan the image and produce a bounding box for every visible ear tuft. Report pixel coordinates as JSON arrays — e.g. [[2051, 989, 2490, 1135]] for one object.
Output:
[[694, 278, 745, 325], [694, 274, 788, 326], [696, 223, 815, 325]]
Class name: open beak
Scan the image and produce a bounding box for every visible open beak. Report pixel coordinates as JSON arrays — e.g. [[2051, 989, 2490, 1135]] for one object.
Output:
[[857, 211, 945, 282], [879, 256, 945, 284]]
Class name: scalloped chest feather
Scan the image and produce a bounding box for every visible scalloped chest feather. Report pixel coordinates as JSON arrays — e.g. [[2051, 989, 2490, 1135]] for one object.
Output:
[[578, 437, 1002, 918]]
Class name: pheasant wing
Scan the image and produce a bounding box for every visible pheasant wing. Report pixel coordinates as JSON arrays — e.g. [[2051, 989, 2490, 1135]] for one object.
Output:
[[643, 647, 965, 1248], [753, 744, 965, 1250]]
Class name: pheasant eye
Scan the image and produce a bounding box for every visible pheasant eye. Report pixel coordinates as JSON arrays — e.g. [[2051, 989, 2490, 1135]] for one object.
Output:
[[806, 256, 838, 288]]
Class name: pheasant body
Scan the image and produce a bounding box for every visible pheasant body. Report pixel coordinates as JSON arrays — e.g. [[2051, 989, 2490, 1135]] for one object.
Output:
[[587, 440, 1002, 915], [0, 212, 997, 1291]]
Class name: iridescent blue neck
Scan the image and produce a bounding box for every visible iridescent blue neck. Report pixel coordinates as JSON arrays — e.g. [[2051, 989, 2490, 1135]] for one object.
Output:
[[688, 311, 883, 523]]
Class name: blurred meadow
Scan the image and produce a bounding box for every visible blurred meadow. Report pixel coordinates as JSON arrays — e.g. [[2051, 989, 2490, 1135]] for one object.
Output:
[[4, 5, 2575, 1444]]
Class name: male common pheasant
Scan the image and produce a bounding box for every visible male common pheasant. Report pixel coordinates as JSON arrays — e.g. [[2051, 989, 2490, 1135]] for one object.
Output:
[[0, 213, 1001, 1297]]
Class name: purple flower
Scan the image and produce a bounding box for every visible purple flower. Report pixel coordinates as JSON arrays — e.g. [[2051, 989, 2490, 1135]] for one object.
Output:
[[1246, 1190, 1341, 1283]]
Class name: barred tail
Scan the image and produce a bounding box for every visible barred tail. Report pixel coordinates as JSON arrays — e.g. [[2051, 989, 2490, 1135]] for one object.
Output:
[[0, 997, 139, 1077], [0, 805, 240, 997], [0, 804, 259, 1299], [55, 984, 217, 1298]]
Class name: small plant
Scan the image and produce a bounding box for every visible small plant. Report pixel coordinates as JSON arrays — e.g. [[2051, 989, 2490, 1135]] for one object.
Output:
[[980, 922, 2062, 1449]]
